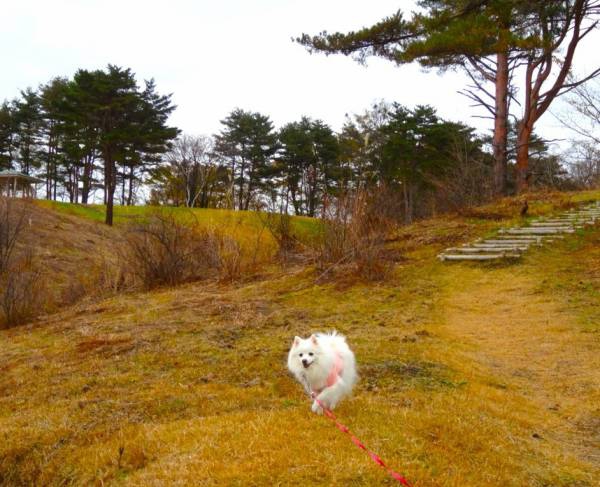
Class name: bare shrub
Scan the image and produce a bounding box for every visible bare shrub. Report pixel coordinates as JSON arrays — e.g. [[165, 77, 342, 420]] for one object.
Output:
[[0, 251, 45, 328], [426, 139, 494, 213], [95, 253, 134, 294], [60, 279, 88, 306], [567, 142, 600, 189], [0, 197, 27, 273], [121, 211, 224, 289], [315, 190, 392, 281], [62, 250, 135, 302], [217, 236, 243, 282], [0, 198, 47, 328], [259, 211, 298, 262]]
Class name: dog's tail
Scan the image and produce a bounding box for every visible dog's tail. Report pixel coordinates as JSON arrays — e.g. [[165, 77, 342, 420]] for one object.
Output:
[[318, 330, 343, 339]]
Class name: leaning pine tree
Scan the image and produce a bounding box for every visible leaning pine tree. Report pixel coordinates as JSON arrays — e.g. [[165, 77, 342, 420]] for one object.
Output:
[[511, 1, 600, 191], [297, 0, 600, 194]]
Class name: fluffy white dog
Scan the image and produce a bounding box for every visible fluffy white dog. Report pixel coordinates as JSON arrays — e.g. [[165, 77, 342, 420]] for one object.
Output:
[[287, 331, 357, 413]]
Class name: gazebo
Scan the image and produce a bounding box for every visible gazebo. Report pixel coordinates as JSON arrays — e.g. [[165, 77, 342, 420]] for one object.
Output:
[[0, 171, 44, 198]]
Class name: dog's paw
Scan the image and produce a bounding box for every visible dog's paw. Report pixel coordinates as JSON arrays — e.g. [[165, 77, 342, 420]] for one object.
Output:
[[311, 400, 323, 415]]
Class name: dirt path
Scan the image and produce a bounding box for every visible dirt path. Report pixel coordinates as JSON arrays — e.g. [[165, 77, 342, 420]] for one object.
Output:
[[439, 266, 600, 472]]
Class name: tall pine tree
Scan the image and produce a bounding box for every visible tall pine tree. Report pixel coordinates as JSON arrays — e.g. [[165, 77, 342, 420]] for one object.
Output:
[[0, 102, 16, 170], [66, 66, 178, 224], [214, 109, 278, 210], [297, 1, 600, 194]]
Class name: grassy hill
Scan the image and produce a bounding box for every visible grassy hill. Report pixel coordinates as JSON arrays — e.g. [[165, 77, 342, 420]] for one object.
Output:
[[1, 191, 600, 485], [35, 200, 319, 239]]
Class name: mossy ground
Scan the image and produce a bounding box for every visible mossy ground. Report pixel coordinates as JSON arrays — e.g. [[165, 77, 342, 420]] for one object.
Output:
[[1, 190, 599, 485]]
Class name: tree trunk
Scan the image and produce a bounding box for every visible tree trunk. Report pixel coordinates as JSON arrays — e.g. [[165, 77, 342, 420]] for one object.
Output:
[[244, 179, 253, 210], [516, 121, 532, 193], [403, 180, 415, 224], [127, 165, 134, 206], [289, 185, 300, 215], [45, 163, 51, 199], [81, 154, 92, 204], [104, 151, 115, 226], [229, 160, 236, 209], [45, 144, 52, 200], [492, 50, 509, 196], [237, 159, 246, 210], [120, 170, 126, 206], [68, 169, 74, 203], [74, 166, 79, 203]]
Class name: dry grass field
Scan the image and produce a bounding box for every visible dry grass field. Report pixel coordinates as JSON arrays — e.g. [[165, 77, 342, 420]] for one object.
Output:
[[1, 191, 599, 486]]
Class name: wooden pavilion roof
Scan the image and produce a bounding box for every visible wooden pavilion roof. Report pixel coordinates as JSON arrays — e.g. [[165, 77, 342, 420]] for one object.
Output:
[[0, 170, 44, 184]]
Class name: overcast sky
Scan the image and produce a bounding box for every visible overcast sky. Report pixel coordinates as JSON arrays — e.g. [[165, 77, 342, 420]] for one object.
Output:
[[2, 0, 598, 147]]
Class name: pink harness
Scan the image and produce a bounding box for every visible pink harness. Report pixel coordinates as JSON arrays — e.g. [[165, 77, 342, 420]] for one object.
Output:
[[313, 351, 343, 394], [326, 351, 343, 387]]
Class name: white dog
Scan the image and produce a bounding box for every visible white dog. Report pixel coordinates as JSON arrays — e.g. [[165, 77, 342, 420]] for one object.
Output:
[[287, 331, 357, 413]]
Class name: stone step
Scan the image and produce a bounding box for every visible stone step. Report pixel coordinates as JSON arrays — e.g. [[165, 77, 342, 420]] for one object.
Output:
[[471, 243, 528, 250], [474, 240, 530, 246], [487, 235, 542, 241], [480, 239, 539, 245], [528, 222, 576, 228], [438, 252, 521, 261], [446, 247, 522, 253], [538, 221, 591, 227], [564, 212, 600, 217], [571, 216, 599, 220], [525, 227, 577, 232], [439, 201, 598, 263], [543, 214, 594, 218], [501, 227, 575, 235], [535, 219, 588, 224]]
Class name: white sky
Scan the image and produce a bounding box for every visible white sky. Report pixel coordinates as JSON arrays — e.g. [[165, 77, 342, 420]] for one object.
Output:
[[2, 0, 599, 148]]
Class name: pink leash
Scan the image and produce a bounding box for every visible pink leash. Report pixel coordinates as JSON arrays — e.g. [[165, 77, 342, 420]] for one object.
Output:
[[310, 392, 413, 486]]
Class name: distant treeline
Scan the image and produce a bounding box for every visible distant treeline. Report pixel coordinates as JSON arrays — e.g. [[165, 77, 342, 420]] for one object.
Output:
[[0, 65, 572, 223], [0, 64, 177, 224], [151, 104, 568, 223]]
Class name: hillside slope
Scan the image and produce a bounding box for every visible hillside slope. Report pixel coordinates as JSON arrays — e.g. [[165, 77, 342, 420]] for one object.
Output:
[[1, 192, 600, 486], [5, 201, 118, 311]]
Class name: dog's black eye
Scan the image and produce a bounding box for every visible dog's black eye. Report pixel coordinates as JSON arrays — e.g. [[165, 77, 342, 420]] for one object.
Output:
[[299, 353, 303, 357], [308, 352, 314, 356]]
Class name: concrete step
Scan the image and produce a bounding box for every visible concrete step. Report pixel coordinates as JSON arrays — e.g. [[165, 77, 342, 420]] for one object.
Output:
[[528, 223, 576, 228], [439, 201, 598, 263], [501, 227, 575, 235], [439, 252, 521, 261], [471, 245, 528, 251], [487, 235, 542, 241], [535, 219, 588, 224], [564, 212, 600, 217], [480, 239, 540, 245], [447, 247, 523, 253]]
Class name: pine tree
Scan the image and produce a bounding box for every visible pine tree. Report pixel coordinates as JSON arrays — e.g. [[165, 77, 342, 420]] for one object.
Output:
[[39, 78, 72, 200], [13, 88, 42, 175], [66, 66, 178, 224], [214, 109, 278, 210], [336, 102, 484, 221], [297, 1, 600, 194], [297, 2, 517, 195], [512, 1, 600, 191], [57, 80, 100, 204], [277, 117, 340, 216], [0, 102, 16, 170]]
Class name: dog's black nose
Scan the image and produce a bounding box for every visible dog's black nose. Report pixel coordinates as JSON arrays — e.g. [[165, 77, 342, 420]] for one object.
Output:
[[302, 359, 309, 367]]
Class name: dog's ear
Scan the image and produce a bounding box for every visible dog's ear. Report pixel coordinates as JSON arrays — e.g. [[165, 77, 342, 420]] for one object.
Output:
[[293, 336, 301, 347], [310, 334, 318, 345]]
